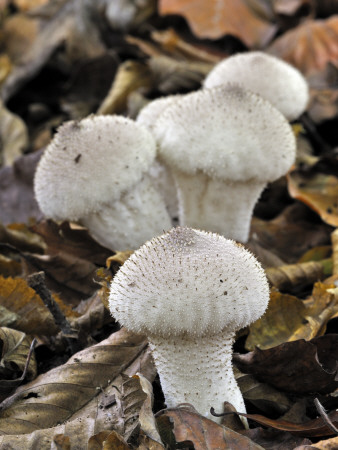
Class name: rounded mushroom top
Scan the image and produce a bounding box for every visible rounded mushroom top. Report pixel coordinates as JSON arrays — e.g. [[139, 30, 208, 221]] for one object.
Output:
[[34, 115, 156, 220], [109, 227, 269, 338], [153, 85, 296, 182], [203, 51, 309, 121], [136, 94, 183, 131]]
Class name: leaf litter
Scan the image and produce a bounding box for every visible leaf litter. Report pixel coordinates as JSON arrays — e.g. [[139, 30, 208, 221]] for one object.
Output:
[[0, 0, 338, 448]]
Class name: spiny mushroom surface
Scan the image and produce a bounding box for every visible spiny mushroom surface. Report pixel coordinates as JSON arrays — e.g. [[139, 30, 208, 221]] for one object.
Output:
[[153, 85, 297, 243], [203, 51, 309, 121], [109, 226, 270, 424], [34, 115, 171, 250]]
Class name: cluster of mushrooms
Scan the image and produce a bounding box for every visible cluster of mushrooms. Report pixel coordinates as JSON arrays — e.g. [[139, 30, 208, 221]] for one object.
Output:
[[34, 52, 309, 426]]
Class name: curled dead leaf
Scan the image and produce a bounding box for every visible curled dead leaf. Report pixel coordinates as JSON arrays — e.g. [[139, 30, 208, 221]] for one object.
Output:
[[234, 334, 338, 394], [159, 0, 276, 48], [268, 16, 338, 75]]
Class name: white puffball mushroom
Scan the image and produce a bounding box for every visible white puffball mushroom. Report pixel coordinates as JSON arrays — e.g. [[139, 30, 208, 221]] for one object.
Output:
[[136, 94, 184, 222], [34, 115, 171, 250], [109, 226, 270, 425], [203, 51, 309, 121], [153, 85, 297, 243]]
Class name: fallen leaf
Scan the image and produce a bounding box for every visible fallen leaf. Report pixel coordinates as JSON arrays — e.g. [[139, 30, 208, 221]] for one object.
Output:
[[234, 334, 338, 394], [0, 276, 75, 336], [268, 16, 338, 75], [156, 407, 264, 449], [234, 410, 338, 437], [0, 328, 148, 435], [0, 150, 43, 226], [287, 170, 338, 227], [158, 0, 276, 48], [246, 283, 337, 350], [1, 0, 106, 102], [88, 430, 131, 450], [0, 100, 28, 166]]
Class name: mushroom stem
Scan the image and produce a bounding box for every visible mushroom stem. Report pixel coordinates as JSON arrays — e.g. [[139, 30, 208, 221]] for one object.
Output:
[[174, 171, 265, 242], [149, 331, 247, 425], [81, 175, 171, 250]]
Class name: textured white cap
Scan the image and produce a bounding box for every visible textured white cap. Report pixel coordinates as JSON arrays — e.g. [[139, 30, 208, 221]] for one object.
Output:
[[153, 85, 296, 182], [109, 227, 269, 338], [136, 94, 183, 131], [34, 115, 156, 220], [203, 51, 309, 120]]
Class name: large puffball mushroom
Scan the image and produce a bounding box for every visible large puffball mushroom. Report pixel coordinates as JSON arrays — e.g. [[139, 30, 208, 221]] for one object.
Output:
[[203, 51, 309, 121], [34, 115, 171, 250], [109, 226, 270, 424], [153, 85, 297, 243], [136, 94, 184, 222]]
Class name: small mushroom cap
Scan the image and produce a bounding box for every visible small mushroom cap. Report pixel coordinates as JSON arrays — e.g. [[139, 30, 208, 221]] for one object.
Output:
[[153, 85, 296, 182], [136, 94, 184, 131], [109, 227, 269, 338], [203, 51, 309, 120], [34, 115, 156, 220]]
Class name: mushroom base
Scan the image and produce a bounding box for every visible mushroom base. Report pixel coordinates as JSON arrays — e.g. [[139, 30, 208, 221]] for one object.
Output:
[[81, 175, 171, 251], [148, 331, 247, 426], [174, 171, 266, 243]]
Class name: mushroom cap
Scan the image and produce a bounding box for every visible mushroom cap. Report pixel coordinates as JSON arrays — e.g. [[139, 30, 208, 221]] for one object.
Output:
[[109, 227, 269, 338], [136, 94, 184, 131], [34, 115, 156, 220], [203, 51, 309, 120], [153, 85, 296, 182]]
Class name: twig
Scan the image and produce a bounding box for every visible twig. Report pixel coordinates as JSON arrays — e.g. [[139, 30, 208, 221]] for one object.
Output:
[[314, 398, 338, 436], [19, 338, 37, 381], [27, 271, 80, 354]]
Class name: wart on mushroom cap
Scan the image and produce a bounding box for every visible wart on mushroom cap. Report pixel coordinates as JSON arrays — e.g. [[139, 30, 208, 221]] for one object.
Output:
[[153, 84, 297, 243], [34, 114, 171, 251], [109, 226, 270, 424], [203, 51, 309, 121]]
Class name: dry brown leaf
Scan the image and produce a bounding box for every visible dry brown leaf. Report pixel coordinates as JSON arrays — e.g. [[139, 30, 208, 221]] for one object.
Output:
[[0, 100, 29, 166], [0, 222, 46, 254], [97, 61, 153, 115], [159, 0, 276, 48], [0, 327, 36, 380], [1, 0, 106, 101], [0, 328, 148, 435], [287, 171, 338, 227], [0, 150, 43, 225], [311, 435, 338, 449], [265, 259, 332, 292], [246, 283, 337, 350], [0, 276, 76, 336], [268, 15, 338, 75], [332, 228, 338, 274], [234, 334, 338, 394], [88, 430, 131, 450], [12, 0, 49, 11], [157, 407, 264, 449]]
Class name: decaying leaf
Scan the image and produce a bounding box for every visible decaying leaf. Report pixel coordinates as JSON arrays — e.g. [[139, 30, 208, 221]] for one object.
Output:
[[234, 334, 338, 394], [288, 170, 338, 227], [1, 0, 106, 101], [247, 283, 338, 350], [0, 275, 76, 336], [0, 328, 148, 435], [97, 61, 153, 115], [332, 228, 338, 274], [159, 0, 276, 48], [0, 100, 29, 166], [233, 410, 338, 437], [268, 15, 338, 75], [265, 259, 332, 292], [251, 203, 333, 264], [156, 406, 264, 449], [0, 150, 42, 226]]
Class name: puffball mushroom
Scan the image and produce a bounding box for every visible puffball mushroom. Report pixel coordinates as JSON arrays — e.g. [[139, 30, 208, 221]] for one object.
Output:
[[136, 94, 184, 222], [34, 115, 171, 250], [203, 51, 309, 121], [153, 85, 297, 243], [109, 226, 270, 424]]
